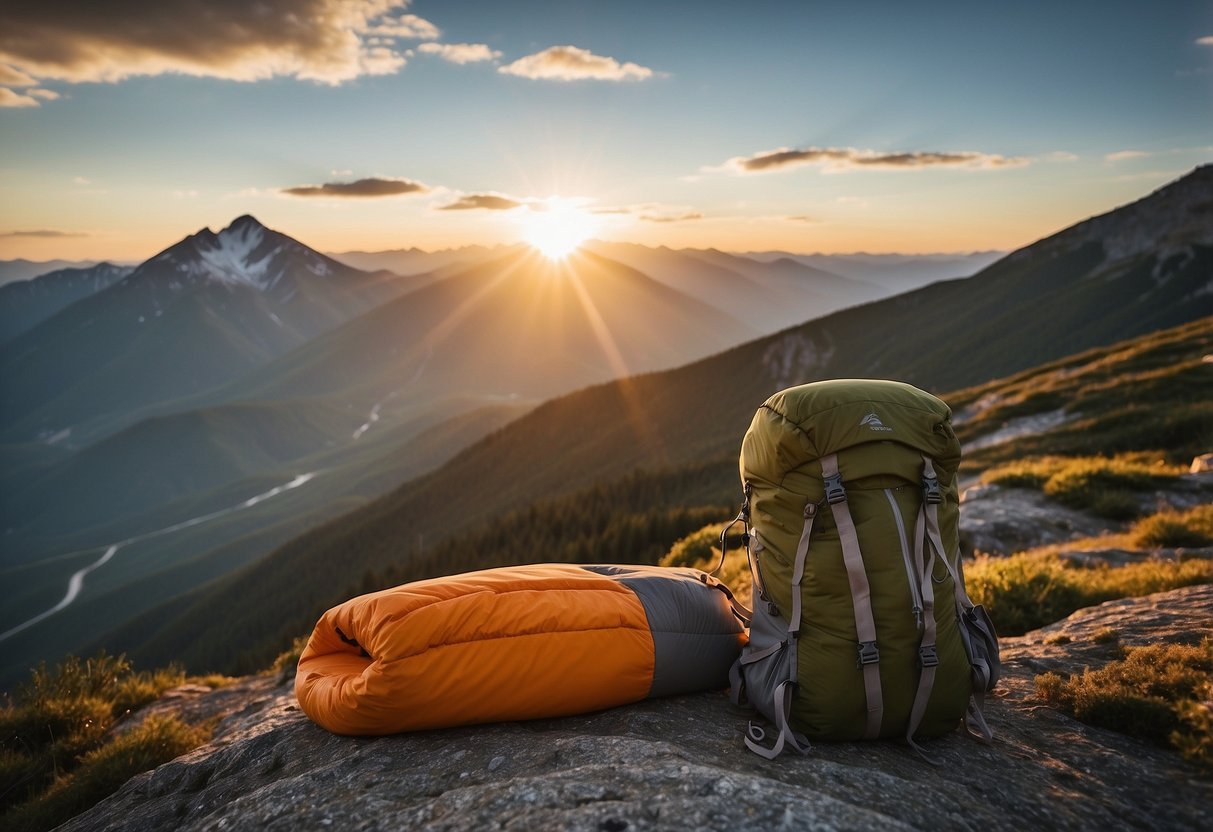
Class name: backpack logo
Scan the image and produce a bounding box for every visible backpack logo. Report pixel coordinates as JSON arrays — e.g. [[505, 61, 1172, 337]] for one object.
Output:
[[860, 412, 893, 432]]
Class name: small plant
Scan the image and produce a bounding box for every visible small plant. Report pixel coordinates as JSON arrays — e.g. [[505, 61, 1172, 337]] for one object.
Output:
[[0, 652, 203, 831], [1045, 634, 1072, 645], [981, 455, 1183, 519], [271, 637, 310, 684], [1035, 639, 1213, 768], [1092, 627, 1120, 645], [3, 715, 208, 832], [1131, 505, 1213, 549], [660, 522, 752, 608], [965, 552, 1213, 635]]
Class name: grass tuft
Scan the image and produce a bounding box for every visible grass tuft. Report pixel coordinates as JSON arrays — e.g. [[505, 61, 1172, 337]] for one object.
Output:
[[660, 522, 753, 608], [1035, 639, 1213, 768], [965, 552, 1213, 635], [0, 652, 206, 831], [1130, 505, 1213, 549], [981, 454, 1184, 519]]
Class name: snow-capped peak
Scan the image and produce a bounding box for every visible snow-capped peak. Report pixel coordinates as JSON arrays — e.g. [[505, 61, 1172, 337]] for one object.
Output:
[[142, 215, 337, 291]]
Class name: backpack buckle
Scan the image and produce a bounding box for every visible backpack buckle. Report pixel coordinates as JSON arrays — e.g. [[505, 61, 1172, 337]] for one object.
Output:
[[823, 473, 846, 504], [857, 640, 880, 665], [919, 645, 939, 668], [921, 474, 942, 504]]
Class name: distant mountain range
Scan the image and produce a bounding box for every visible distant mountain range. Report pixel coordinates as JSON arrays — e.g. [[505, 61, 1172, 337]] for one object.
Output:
[[0, 262, 133, 343], [0, 216, 422, 444], [67, 165, 1212, 679], [0, 258, 116, 287]]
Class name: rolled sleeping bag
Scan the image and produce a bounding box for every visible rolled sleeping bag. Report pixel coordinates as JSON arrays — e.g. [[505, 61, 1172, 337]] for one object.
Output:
[[296, 563, 747, 735]]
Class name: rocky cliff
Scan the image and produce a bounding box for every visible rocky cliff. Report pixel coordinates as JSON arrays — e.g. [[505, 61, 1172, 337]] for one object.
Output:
[[59, 586, 1212, 831]]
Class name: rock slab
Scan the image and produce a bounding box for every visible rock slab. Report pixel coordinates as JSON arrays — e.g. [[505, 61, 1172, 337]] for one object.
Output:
[[59, 587, 1213, 832]]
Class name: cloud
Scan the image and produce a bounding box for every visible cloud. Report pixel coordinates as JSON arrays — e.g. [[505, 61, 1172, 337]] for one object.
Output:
[[0, 229, 88, 238], [639, 211, 703, 223], [786, 215, 817, 223], [0, 87, 40, 107], [1197, 36, 1213, 45], [1105, 150, 1149, 162], [282, 176, 429, 198], [0, 64, 36, 86], [438, 194, 526, 211], [498, 45, 654, 82], [72, 176, 91, 185], [719, 146, 1027, 174], [418, 43, 501, 65], [0, 1, 438, 88], [1042, 150, 1079, 163]]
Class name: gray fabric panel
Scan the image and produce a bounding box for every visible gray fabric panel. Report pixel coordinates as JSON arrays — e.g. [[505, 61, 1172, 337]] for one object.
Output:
[[578, 565, 744, 698]]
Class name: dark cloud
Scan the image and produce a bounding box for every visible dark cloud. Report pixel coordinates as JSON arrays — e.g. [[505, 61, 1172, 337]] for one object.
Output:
[[0, 1, 437, 86], [439, 194, 525, 211], [0, 229, 89, 238], [725, 146, 1026, 173], [282, 177, 429, 198]]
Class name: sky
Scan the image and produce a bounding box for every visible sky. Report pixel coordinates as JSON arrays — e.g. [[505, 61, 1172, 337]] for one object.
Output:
[[0, 0, 1210, 262]]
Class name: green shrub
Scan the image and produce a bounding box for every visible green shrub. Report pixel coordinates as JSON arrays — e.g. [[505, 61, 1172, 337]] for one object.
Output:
[[966, 553, 1213, 635], [3, 715, 208, 832], [660, 522, 752, 608], [1131, 505, 1213, 549], [0, 652, 193, 827], [271, 636, 310, 684], [1035, 639, 1213, 768], [981, 455, 1183, 519]]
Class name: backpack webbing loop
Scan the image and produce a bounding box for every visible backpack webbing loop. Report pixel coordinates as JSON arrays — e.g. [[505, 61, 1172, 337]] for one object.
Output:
[[821, 453, 884, 740]]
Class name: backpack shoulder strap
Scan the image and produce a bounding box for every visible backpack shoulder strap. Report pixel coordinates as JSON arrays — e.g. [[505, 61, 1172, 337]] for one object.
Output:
[[821, 453, 884, 740]]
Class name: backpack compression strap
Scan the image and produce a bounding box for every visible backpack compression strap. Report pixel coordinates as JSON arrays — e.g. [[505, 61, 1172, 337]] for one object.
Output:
[[905, 458, 943, 758], [821, 453, 884, 740], [919, 455, 996, 744]]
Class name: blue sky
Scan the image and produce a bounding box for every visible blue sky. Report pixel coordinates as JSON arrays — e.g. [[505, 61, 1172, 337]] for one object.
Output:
[[0, 0, 1209, 260]]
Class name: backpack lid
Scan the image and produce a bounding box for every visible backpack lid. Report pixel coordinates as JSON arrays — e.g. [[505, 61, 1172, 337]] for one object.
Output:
[[740, 378, 960, 488]]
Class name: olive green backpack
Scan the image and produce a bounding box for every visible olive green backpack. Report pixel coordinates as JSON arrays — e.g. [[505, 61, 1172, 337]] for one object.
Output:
[[725, 379, 999, 758]]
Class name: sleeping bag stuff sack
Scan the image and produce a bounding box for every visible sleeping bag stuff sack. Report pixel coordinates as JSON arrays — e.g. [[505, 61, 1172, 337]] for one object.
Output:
[[728, 379, 1000, 758], [296, 563, 747, 735]]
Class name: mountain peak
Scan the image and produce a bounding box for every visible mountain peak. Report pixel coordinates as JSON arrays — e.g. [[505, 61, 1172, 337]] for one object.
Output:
[[137, 216, 345, 291]]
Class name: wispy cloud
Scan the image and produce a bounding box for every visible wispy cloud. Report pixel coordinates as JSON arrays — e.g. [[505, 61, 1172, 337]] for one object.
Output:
[[0, 0, 438, 90], [639, 211, 703, 223], [0, 64, 36, 86], [1042, 150, 1079, 163], [1197, 36, 1213, 45], [0, 87, 41, 107], [717, 146, 1027, 174], [418, 43, 501, 65], [786, 215, 817, 223], [282, 176, 429, 198], [0, 229, 89, 238], [1105, 150, 1149, 162], [439, 194, 525, 211], [498, 45, 654, 81]]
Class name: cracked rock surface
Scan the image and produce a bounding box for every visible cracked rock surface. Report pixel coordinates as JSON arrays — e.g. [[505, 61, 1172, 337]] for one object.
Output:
[[60, 587, 1212, 832]]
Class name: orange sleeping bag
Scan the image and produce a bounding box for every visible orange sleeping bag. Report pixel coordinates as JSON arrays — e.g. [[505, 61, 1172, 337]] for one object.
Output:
[[296, 563, 747, 735]]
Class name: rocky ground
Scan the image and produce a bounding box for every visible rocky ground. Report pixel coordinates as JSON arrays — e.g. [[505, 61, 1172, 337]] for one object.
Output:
[[60, 585, 1211, 832]]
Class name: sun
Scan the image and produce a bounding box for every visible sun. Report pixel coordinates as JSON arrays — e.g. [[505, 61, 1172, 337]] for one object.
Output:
[[522, 197, 597, 260]]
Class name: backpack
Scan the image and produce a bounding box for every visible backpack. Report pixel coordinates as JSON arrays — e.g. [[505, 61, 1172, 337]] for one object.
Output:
[[725, 379, 1000, 758]]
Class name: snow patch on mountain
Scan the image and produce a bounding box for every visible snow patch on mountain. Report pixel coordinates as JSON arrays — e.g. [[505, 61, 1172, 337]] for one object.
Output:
[[139, 216, 341, 293]]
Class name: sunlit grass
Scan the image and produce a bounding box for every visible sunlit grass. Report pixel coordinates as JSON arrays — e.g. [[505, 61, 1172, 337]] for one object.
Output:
[[0, 652, 209, 831], [980, 453, 1186, 519], [965, 551, 1213, 635], [1036, 639, 1213, 769]]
